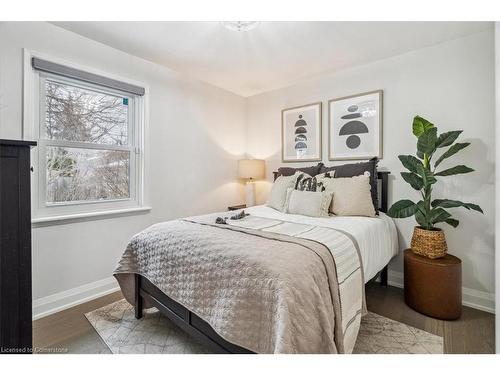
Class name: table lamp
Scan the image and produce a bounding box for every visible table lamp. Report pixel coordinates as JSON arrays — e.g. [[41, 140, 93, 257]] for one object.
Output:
[[238, 159, 265, 207]]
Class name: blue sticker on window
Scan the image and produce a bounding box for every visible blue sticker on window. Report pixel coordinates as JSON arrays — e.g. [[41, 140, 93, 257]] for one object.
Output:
[[123, 98, 129, 105]]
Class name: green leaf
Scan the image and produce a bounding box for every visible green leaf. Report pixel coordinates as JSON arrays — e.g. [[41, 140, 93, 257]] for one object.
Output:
[[432, 199, 483, 213], [445, 218, 459, 228], [432, 199, 463, 208], [414, 210, 427, 228], [463, 203, 483, 213], [416, 164, 436, 185], [417, 127, 437, 156], [435, 165, 474, 176], [416, 200, 427, 214], [387, 200, 418, 218], [435, 130, 463, 148], [398, 155, 423, 173], [415, 201, 429, 228], [401, 172, 424, 190], [430, 207, 452, 224], [413, 116, 434, 137], [434, 142, 470, 168]]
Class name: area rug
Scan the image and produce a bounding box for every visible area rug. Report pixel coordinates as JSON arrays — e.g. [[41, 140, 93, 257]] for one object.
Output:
[[85, 299, 443, 354]]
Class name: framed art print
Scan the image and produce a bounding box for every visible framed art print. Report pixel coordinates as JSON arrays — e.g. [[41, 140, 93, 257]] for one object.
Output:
[[281, 102, 322, 162], [328, 90, 383, 160]]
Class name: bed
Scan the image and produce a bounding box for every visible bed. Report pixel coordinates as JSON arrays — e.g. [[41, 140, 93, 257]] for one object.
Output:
[[114, 170, 396, 354]]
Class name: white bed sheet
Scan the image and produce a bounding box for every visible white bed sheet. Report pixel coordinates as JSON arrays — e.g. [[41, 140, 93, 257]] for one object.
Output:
[[245, 205, 399, 282]]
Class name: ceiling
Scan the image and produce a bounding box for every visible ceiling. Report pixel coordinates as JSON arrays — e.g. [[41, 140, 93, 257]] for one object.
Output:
[[53, 22, 491, 97]]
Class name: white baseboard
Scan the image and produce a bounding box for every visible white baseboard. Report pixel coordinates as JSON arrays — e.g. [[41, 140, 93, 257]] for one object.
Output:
[[387, 269, 404, 288], [33, 276, 120, 320], [387, 270, 495, 314], [461, 287, 496, 314]]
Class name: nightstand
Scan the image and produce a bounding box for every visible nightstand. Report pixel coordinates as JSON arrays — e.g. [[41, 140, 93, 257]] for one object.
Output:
[[228, 204, 246, 211], [404, 249, 462, 320]]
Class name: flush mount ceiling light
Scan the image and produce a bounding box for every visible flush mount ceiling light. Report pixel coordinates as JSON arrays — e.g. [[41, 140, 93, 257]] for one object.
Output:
[[221, 21, 260, 32]]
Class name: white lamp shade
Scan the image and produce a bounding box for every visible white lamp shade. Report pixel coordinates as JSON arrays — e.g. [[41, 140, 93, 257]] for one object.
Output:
[[238, 159, 265, 180]]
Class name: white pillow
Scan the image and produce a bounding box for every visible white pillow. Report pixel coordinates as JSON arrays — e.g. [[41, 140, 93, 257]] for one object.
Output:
[[285, 188, 333, 217], [267, 172, 302, 212], [328, 175, 376, 217]]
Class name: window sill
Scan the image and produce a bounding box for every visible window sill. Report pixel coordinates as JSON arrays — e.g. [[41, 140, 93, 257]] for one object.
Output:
[[32, 206, 152, 227]]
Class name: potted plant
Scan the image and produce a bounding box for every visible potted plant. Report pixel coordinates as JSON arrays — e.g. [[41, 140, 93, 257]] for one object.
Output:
[[387, 116, 483, 259]]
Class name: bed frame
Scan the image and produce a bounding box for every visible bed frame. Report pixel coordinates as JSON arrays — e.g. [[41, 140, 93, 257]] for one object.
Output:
[[134, 170, 391, 353]]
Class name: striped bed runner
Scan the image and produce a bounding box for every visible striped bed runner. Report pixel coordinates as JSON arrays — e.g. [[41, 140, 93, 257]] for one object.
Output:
[[227, 215, 365, 353]]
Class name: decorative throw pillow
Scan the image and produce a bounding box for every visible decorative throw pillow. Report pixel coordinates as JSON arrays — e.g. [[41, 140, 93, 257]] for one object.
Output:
[[328, 175, 376, 217], [320, 157, 379, 213], [295, 171, 335, 192], [285, 188, 333, 218], [267, 172, 303, 212]]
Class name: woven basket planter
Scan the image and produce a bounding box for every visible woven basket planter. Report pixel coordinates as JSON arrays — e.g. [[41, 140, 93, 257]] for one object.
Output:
[[411, 226, 447, 259]]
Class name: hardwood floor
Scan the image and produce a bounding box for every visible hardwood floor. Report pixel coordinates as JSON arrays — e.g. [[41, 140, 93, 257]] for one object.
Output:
[[33, 283, 495, 354], [365, 282, 495, 354], [33, 291, 123, 354]]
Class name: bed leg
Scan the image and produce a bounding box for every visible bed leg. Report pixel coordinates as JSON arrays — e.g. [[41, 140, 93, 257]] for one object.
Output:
[[135, 274, 143, 319], [380, 266, 388, 286]]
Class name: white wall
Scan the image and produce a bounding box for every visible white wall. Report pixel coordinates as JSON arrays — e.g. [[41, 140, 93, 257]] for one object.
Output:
[[495, 21, 499, 353], [246, 30, 495, 312], [0, 22, 247, 317]]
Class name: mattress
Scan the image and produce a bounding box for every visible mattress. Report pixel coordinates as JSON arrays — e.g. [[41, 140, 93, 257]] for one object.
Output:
[[245, 205, 399, 281]]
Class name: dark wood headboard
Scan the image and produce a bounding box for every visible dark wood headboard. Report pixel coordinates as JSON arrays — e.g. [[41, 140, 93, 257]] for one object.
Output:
[[272, 170, 390, 213]]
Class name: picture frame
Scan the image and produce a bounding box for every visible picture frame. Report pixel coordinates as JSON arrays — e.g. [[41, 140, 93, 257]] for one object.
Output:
[[281, 102, 322, 163], [328, 90, 383, 160]]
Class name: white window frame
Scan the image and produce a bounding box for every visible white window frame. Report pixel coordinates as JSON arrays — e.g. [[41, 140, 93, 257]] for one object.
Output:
[[23, 50, 150, 224]]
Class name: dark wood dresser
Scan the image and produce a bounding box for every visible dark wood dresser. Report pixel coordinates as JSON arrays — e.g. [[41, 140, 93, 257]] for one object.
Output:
[[0, 139, 36, 354]]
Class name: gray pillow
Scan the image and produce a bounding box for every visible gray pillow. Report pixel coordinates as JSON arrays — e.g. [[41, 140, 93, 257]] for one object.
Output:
[[267, 172, 302, 212], [320, 157, 378, 213], [285, 188, 333, 218], [277, 163, 323, 177]]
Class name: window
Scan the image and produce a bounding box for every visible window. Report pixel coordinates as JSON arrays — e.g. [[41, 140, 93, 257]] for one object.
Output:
[[25, 54, 147, 222]]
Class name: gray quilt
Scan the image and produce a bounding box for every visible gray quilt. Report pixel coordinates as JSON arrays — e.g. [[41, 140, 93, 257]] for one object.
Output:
[[114, 213, 365, 354]]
